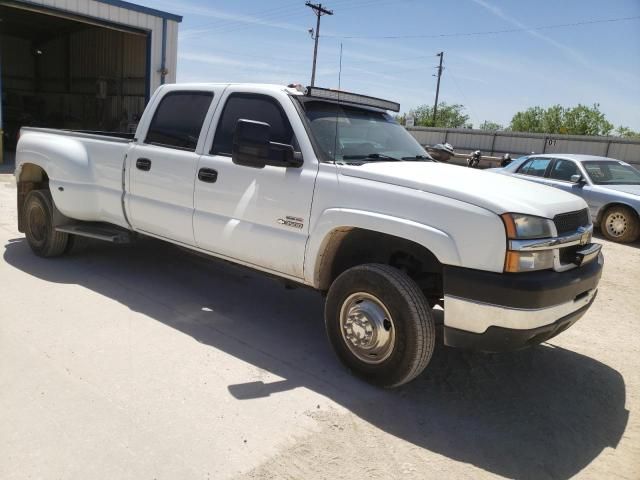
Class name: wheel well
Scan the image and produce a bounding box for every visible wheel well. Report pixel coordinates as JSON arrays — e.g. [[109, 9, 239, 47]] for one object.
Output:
[[17, 164, 49, 232], [596, 203, 640, 226], [318, 228, 443, 301]]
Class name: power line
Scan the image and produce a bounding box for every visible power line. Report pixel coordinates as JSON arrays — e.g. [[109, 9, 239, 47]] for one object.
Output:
[[447, 68, 479, 127], [187, 2, 301, 29], [328, 15, 640, 39], [183, 2, 308, 37], [306, 2, 334, 87]]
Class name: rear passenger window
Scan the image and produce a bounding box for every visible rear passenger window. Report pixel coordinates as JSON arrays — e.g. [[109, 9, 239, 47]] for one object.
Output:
[[146, 91, 213, 151], [211, 94, 294, 156], [518, 158, 552, 177]]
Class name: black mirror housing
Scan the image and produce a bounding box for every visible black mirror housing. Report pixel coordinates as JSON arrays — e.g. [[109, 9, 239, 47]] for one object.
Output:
[[269, 142, 303, 168], [232, 119, 270, 168], [232, 119, 302, 169]]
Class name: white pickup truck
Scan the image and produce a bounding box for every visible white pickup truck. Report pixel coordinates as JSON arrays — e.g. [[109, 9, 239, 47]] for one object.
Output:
[[15, 83, 603, 387]]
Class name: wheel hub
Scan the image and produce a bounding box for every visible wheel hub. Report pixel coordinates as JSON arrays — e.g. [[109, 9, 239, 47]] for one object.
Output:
[[340, 293, 395, 364], [28, 204, 47, 245], [606, 213, 627, 237]]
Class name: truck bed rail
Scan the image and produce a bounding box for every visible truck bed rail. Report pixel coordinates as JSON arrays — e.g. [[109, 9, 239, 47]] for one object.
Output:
[[20, 127, 134, 144]]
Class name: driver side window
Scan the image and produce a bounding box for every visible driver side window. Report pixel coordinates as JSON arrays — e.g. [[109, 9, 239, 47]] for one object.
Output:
[[549, 159, 579, 182], [211, 94, 296, 156]]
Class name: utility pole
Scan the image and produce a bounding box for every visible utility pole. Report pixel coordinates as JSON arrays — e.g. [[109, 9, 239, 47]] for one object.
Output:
[[306, 2, 333, 87], [432, 51, 444, 125]]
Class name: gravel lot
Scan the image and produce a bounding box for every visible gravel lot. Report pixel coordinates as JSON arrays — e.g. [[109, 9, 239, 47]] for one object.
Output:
[[1, 171, 638, 480]]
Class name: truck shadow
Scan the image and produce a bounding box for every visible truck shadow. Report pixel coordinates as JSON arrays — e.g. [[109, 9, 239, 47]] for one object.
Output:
[[3, 236, 629, 480]]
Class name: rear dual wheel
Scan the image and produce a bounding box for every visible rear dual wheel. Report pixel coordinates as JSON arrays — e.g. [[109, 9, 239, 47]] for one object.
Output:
[[23, 190, 70, 257], [325, 264, 435, 388]]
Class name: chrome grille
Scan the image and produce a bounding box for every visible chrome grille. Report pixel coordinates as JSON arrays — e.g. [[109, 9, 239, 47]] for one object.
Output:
[[554, 209, 590, 235]]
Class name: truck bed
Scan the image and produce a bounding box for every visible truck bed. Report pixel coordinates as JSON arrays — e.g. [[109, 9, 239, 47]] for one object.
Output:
[[17, 127, 134, 229]]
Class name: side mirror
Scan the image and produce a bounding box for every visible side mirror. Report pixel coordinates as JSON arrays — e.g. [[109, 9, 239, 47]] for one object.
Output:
[[232, 119, 303, 169], [570, 174, 585, 185], [232, 119, 270, 168]]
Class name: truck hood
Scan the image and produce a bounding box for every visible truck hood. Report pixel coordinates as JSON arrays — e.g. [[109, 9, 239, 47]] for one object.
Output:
[[339, 162, 587, 218]]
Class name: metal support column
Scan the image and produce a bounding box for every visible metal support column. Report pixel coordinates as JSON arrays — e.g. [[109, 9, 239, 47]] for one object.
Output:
[[160, 18, 167, 85], [605, 140, 612, 157], [490, 132, 497, 156], [0, 42, 3, 164], [145, 31, 152, 102]]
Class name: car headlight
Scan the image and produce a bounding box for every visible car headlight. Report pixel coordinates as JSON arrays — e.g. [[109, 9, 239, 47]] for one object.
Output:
[[501, 213, 556, 272]]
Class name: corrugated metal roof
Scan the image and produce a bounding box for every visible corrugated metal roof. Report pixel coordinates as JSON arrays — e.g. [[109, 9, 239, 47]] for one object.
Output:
[[12, 0, 182, 22], [94, 0, 182, 22]]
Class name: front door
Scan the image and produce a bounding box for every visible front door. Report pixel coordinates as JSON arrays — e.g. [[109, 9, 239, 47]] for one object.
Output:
[[546, 158, 593, 213], [193, 88, 319, 278], [128, 90, 215, 245]]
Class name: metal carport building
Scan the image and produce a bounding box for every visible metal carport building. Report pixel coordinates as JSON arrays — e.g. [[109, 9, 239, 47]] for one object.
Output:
[[0, 0, 181, 163]]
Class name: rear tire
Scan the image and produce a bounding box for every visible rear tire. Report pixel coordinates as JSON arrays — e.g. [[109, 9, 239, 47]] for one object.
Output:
[[600, 206, 640, 243], [325, 264, 435, 388], [23, 190, 70, 257]]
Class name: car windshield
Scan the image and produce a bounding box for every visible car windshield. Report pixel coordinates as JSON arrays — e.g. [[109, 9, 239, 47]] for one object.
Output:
[[301, 100, 431, 163], [582, 160, 640, 185]]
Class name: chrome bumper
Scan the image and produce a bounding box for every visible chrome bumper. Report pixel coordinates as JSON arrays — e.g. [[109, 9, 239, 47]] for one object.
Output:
[[444, 288, 597, 334]]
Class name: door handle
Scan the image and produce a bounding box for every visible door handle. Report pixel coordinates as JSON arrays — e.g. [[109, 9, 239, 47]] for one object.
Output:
[[198, 168, 218, 183], [136, 158, 152, 171]]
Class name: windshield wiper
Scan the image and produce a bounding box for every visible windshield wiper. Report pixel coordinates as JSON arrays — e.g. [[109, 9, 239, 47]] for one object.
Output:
[[401, 155, 431, 161], [342, 153, 402, 162]]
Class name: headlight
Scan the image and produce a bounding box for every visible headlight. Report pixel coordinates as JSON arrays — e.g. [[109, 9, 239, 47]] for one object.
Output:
[[501, 213, 556, 272], [504, 250, 555, 272], [501, 213, 555, 239]]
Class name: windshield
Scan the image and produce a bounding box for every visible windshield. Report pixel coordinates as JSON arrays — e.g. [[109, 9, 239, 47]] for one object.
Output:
[[582, 160, 640, 185], [302, 100, 431, 163]]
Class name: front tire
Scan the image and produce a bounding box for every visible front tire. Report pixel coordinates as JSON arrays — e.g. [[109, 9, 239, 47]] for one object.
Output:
[[23, 190, 70, 257], [600, 206, 640, 243], [325, 264, 435, 388]]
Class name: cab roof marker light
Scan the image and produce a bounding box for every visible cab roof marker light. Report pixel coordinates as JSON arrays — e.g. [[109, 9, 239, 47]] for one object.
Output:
[[305, 86, 401, 112]]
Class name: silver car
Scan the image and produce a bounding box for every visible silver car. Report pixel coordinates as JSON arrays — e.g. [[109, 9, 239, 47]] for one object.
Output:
[[492, 154, 640, 243]]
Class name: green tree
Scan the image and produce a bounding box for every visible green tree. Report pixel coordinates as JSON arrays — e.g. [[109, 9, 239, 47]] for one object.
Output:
[[541, 104, 564, 133], [510, 106, 544, 133], [405, 103, 471, 128], [616, 126, 640, 139], [509, 104, 613, 136], [563, 104, 613, 135], [478, 120, 504, 131]]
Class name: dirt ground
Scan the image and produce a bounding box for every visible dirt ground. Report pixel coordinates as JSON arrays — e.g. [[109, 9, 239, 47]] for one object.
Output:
[[0, 171, 638, 480]]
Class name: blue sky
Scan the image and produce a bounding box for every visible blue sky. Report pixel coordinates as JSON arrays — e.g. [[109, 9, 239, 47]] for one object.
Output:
[[144, 0, 640, 130]]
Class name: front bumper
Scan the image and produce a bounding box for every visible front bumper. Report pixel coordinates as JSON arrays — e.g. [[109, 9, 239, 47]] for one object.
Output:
[[443, 253, 603, 352]]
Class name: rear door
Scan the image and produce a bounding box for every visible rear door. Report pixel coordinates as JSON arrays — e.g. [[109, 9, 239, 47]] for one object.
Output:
[[513, 157, 554, 186], [127, 89, 218, 245]]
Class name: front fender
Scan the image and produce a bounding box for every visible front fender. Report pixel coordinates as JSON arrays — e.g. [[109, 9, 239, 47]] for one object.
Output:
[[304, 208, 462, 288]]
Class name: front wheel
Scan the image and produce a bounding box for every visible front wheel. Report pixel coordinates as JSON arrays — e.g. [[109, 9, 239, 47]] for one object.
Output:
[[600, 206, 640, 243], [325, 264, 435, 388]]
